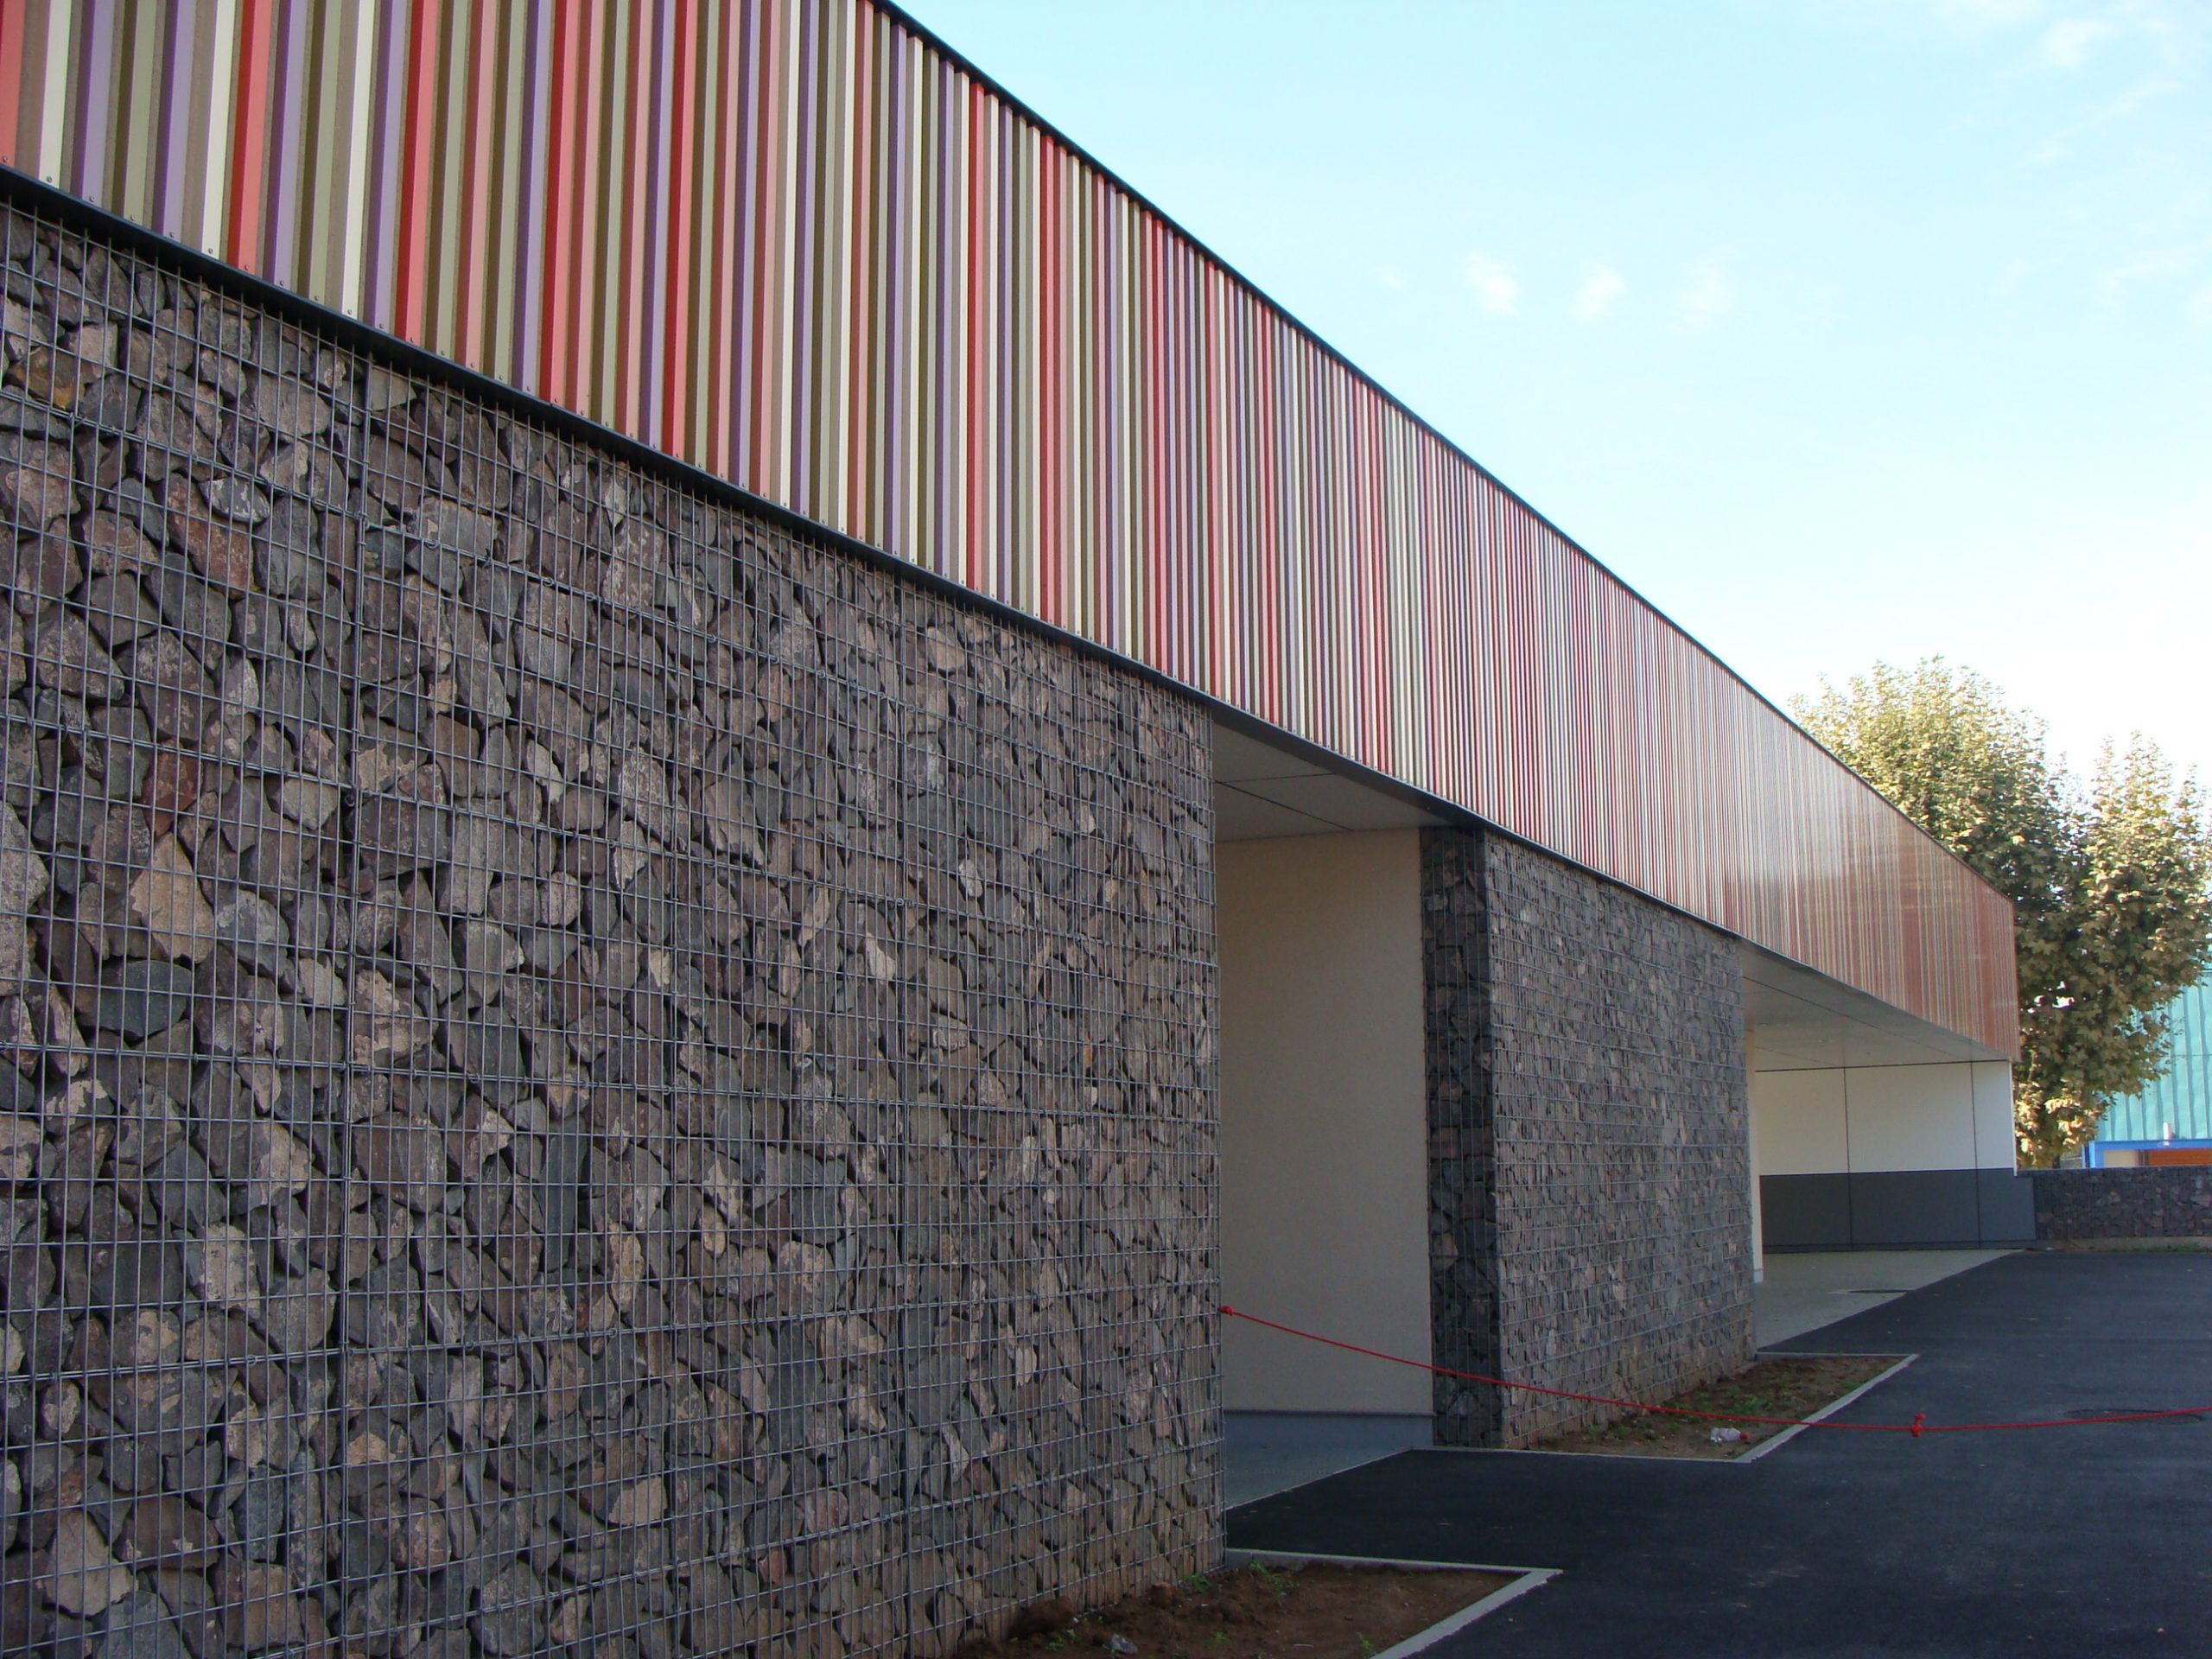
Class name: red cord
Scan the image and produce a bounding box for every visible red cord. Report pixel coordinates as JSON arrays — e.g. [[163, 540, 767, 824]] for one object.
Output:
[[1220, 1306, 2212, 1435]]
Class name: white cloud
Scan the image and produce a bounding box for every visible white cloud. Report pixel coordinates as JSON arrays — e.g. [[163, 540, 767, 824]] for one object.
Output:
[[1572, 267, 1627, 322], [1464, 253, 1521, 316], [1377, 265, 1408, 291], [1675, 253, 1738, 332], [1933, 0, 2049, 32], [2185, 282, 2212, 328], [2026, 1, 2206, 158], [1826, 0, 2050, 37], [1998, 257, 2033, 294], [2040, 16, 2115, 65], [2097, 248, 2189, 304], [2037, 69, 2188, 159]]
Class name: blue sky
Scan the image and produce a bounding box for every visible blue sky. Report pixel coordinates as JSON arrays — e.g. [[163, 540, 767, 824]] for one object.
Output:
[[899, 0, 2212, 785]]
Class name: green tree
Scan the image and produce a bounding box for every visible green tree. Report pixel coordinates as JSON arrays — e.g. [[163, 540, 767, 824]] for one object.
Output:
[[1794, 659, 2212, 1167]]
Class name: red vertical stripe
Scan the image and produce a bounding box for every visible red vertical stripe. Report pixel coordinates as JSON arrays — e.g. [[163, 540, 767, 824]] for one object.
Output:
[[392, 0, 438, 345], [0, 2, 28, 169], [457, 0, 493, 369], [226, 0, 273, 274], [662, 0, 697, 456]]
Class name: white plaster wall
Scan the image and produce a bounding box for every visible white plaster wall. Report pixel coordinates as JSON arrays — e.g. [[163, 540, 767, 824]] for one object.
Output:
[[1218, 830, 1432, 1414], [1745, 1025, 1764, 1280], [1751, 1061, 2018, 1175], [1751, 1068, 1848, 1174], [1971, 1061, 2018, 1172], [1846, 1065, 1979, 1171]]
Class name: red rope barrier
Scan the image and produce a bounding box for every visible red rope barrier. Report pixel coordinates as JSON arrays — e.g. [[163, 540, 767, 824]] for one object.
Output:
[[1220, 1306, 2212, 1436]]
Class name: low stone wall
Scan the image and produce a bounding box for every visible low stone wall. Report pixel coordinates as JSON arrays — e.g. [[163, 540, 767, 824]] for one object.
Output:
[[2033, 1168, 2212, 1240], [0, 195, 1218, 1657], [1424, 830, 1754, 1446]]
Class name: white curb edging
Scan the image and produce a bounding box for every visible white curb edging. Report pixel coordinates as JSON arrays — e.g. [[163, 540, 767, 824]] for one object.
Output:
[[1737, 1352, 1919, 1462], [1222, 1549, 1560, 1657], [1406, 1351, 1920, 1465]]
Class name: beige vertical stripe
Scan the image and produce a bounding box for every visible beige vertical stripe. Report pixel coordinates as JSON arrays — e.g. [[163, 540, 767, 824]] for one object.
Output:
[[302, 1, 338, 307], [192, 0, 235, 257], [772, 6, 798, 504], [118, 1, 160, 222], [36, 0, 73, 184], [339, 0, 377, 318], [323, 1, 360, 314]]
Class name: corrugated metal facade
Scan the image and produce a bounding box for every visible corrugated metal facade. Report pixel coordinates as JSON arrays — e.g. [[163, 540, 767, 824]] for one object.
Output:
[[0, 0, 2018, 1054], [2098, 978, 2212, 1142]]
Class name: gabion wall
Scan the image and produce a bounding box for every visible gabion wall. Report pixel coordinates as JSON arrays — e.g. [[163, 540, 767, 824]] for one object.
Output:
[[2032, 1167, 2212, 1240], [1420, 829, 1500, 1447], [1423, 829, 1753, 1446], [0, 196, 1219, 1658]]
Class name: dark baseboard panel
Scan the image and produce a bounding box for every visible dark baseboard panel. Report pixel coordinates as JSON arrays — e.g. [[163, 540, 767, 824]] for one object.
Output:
[[1762, 1169, 2035, 1251]]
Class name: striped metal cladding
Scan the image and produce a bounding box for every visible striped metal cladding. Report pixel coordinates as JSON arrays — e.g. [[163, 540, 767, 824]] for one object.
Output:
[[0, 0, 2018, 1055]]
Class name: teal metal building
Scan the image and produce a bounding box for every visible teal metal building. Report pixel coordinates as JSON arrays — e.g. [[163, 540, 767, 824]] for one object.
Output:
[[2087, 977, 2212, 1163]]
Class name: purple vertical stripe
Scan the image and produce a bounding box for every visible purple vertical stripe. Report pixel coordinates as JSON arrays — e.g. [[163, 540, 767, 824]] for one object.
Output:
[[73, 1, 113, 201], [263, 0, 301, 285], [512, 1, 547, 386], [637, 0, 670, 452], [153, 0, 191, 236]]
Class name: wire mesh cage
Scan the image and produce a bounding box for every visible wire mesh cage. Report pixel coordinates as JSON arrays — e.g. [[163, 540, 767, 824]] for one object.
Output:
[[0, 192, 1219, 1659]]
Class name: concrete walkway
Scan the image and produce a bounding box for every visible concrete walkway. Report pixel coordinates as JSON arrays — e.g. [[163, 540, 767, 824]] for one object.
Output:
[[1223, 1412, 1433, 1508], [1230, 1251, 2212, 1656], [1756, 1247, 2012, 1345]]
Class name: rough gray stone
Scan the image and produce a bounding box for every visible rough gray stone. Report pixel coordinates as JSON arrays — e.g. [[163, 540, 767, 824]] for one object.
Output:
[[92, 961, 195, 1040], [196, 474, 270, 524], [211, 893, 288, 971], [2034, 1168, 2212, 1241], [91, 1592, 192, 1659], [1423, 829, 1752, 1446]]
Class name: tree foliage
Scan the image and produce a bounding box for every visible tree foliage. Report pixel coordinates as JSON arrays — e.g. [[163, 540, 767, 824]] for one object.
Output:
[[1794, 659, 2212, 1166]]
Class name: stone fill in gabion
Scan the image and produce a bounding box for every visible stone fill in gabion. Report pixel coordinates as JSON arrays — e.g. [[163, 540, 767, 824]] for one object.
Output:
[[0, 196, 1219, 1659], [1422, 829, 1753, 1447], [2032, 1167, 2212, 1240]]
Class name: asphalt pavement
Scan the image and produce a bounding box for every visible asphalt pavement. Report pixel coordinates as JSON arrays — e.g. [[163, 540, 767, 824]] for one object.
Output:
[[1229, 1250, 2212, 1657]]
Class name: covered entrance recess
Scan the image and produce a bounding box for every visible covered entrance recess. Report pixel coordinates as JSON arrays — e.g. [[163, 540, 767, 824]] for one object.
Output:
[[1211, 719, 1448, 1502]]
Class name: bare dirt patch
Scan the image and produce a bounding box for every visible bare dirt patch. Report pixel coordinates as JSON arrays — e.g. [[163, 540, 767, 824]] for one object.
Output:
[[944, 1561, 1519, 1659], [1533, 1354, 1904, 1459]]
